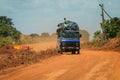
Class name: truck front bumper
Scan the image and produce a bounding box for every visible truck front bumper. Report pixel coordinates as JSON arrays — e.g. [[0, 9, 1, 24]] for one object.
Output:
[[61, 47, 80, 52]]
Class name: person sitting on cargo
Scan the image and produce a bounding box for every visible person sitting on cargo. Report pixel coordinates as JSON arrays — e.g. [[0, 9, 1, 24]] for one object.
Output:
[[57, 23, 64, 38], [56, 28, 60, 38], [64, 18, 67, 24]]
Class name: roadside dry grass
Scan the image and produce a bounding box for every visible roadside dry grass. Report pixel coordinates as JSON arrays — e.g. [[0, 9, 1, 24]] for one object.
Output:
[[81, 37, 120, 52], [0, 46, 58, 71]]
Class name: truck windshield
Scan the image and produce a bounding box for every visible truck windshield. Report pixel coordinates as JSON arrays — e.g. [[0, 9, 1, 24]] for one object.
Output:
[[61, 31, 80, 39]]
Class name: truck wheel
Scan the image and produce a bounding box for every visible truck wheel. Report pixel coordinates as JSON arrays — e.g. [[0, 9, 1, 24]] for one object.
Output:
[[57, 50, 62, 54], [57, 49, 60, 53], [77, 51, 80, 54], [72, 51, 75, 54], [60, 50, 63, 54]]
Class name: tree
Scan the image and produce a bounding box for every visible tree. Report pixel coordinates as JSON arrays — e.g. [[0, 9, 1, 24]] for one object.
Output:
[[0, 16, 13, 26], [30, 33, 40, 37], [11, 28, 21, 40], [41, 32, 50, 37], [104, 17, 120, 39], [94, 30, 101, 38], [0, 16, 21, 40]]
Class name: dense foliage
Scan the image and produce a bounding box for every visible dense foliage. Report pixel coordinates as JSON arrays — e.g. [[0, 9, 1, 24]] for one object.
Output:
[[0, 16, 21, 40], [41, 32, 50, 37], [104, 17, 120, 39], [94, 30, 101, 38], [94, 17, 120, 40], [30, 33, 40, 37]]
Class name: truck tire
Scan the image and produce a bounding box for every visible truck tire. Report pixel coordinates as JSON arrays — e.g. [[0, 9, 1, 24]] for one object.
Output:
[[60, 50, 63, 54], [77, 50, 80, 54], [60, 52, 63, 54], [72, 51, 75, 54]]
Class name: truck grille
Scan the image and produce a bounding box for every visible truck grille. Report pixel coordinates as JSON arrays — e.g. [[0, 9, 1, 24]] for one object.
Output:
[[61, 42, 79, 47]]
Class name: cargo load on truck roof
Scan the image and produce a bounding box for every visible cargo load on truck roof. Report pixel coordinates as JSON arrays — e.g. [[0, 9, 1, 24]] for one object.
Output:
[[57, 20, 79, 31]]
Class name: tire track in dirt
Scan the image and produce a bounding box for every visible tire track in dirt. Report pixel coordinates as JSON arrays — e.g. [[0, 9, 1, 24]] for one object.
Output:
[[83, 50, 120, 80], [45, 69, 68, 80], [84, 60, 111, 80]]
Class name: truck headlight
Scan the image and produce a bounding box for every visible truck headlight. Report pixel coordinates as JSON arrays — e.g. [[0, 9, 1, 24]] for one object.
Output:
[[76, 47, 79, 49], [62, 42, 65, 46]]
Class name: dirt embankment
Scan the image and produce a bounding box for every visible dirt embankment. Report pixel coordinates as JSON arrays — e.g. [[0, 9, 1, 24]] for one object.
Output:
[[0, 41, 57, 71], [82, 37, 120, 52], [103, 37, 120, 50]]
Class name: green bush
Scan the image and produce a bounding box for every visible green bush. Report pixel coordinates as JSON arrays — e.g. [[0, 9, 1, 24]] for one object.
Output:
[[82, 40, 107, 48], [104, 17, 120, 39], [0, 37, 13, 46], [95, 40, 107, 47], [0, 16, 21, 41], [117, 32, 120, 37]]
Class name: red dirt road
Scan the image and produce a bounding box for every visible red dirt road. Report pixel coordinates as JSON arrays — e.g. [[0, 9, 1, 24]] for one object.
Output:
[[0, 49, 120, 80]]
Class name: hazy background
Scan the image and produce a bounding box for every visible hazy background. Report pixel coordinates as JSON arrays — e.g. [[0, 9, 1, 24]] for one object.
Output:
[[0, 0, 120, 39]]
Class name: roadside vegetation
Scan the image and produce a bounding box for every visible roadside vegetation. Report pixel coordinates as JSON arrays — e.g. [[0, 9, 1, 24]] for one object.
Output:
[[0, 16, 21, 46], [82, 17, 120, 51], [0, 47, 57, 70], [0, 16, 58, 71]]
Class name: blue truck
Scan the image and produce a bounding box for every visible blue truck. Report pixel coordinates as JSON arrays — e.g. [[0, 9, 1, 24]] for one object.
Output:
[[56, 18, 81, 54]]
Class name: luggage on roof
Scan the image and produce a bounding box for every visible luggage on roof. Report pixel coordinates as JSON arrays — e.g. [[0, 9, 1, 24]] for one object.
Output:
[[57, 20, 79, 30]]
